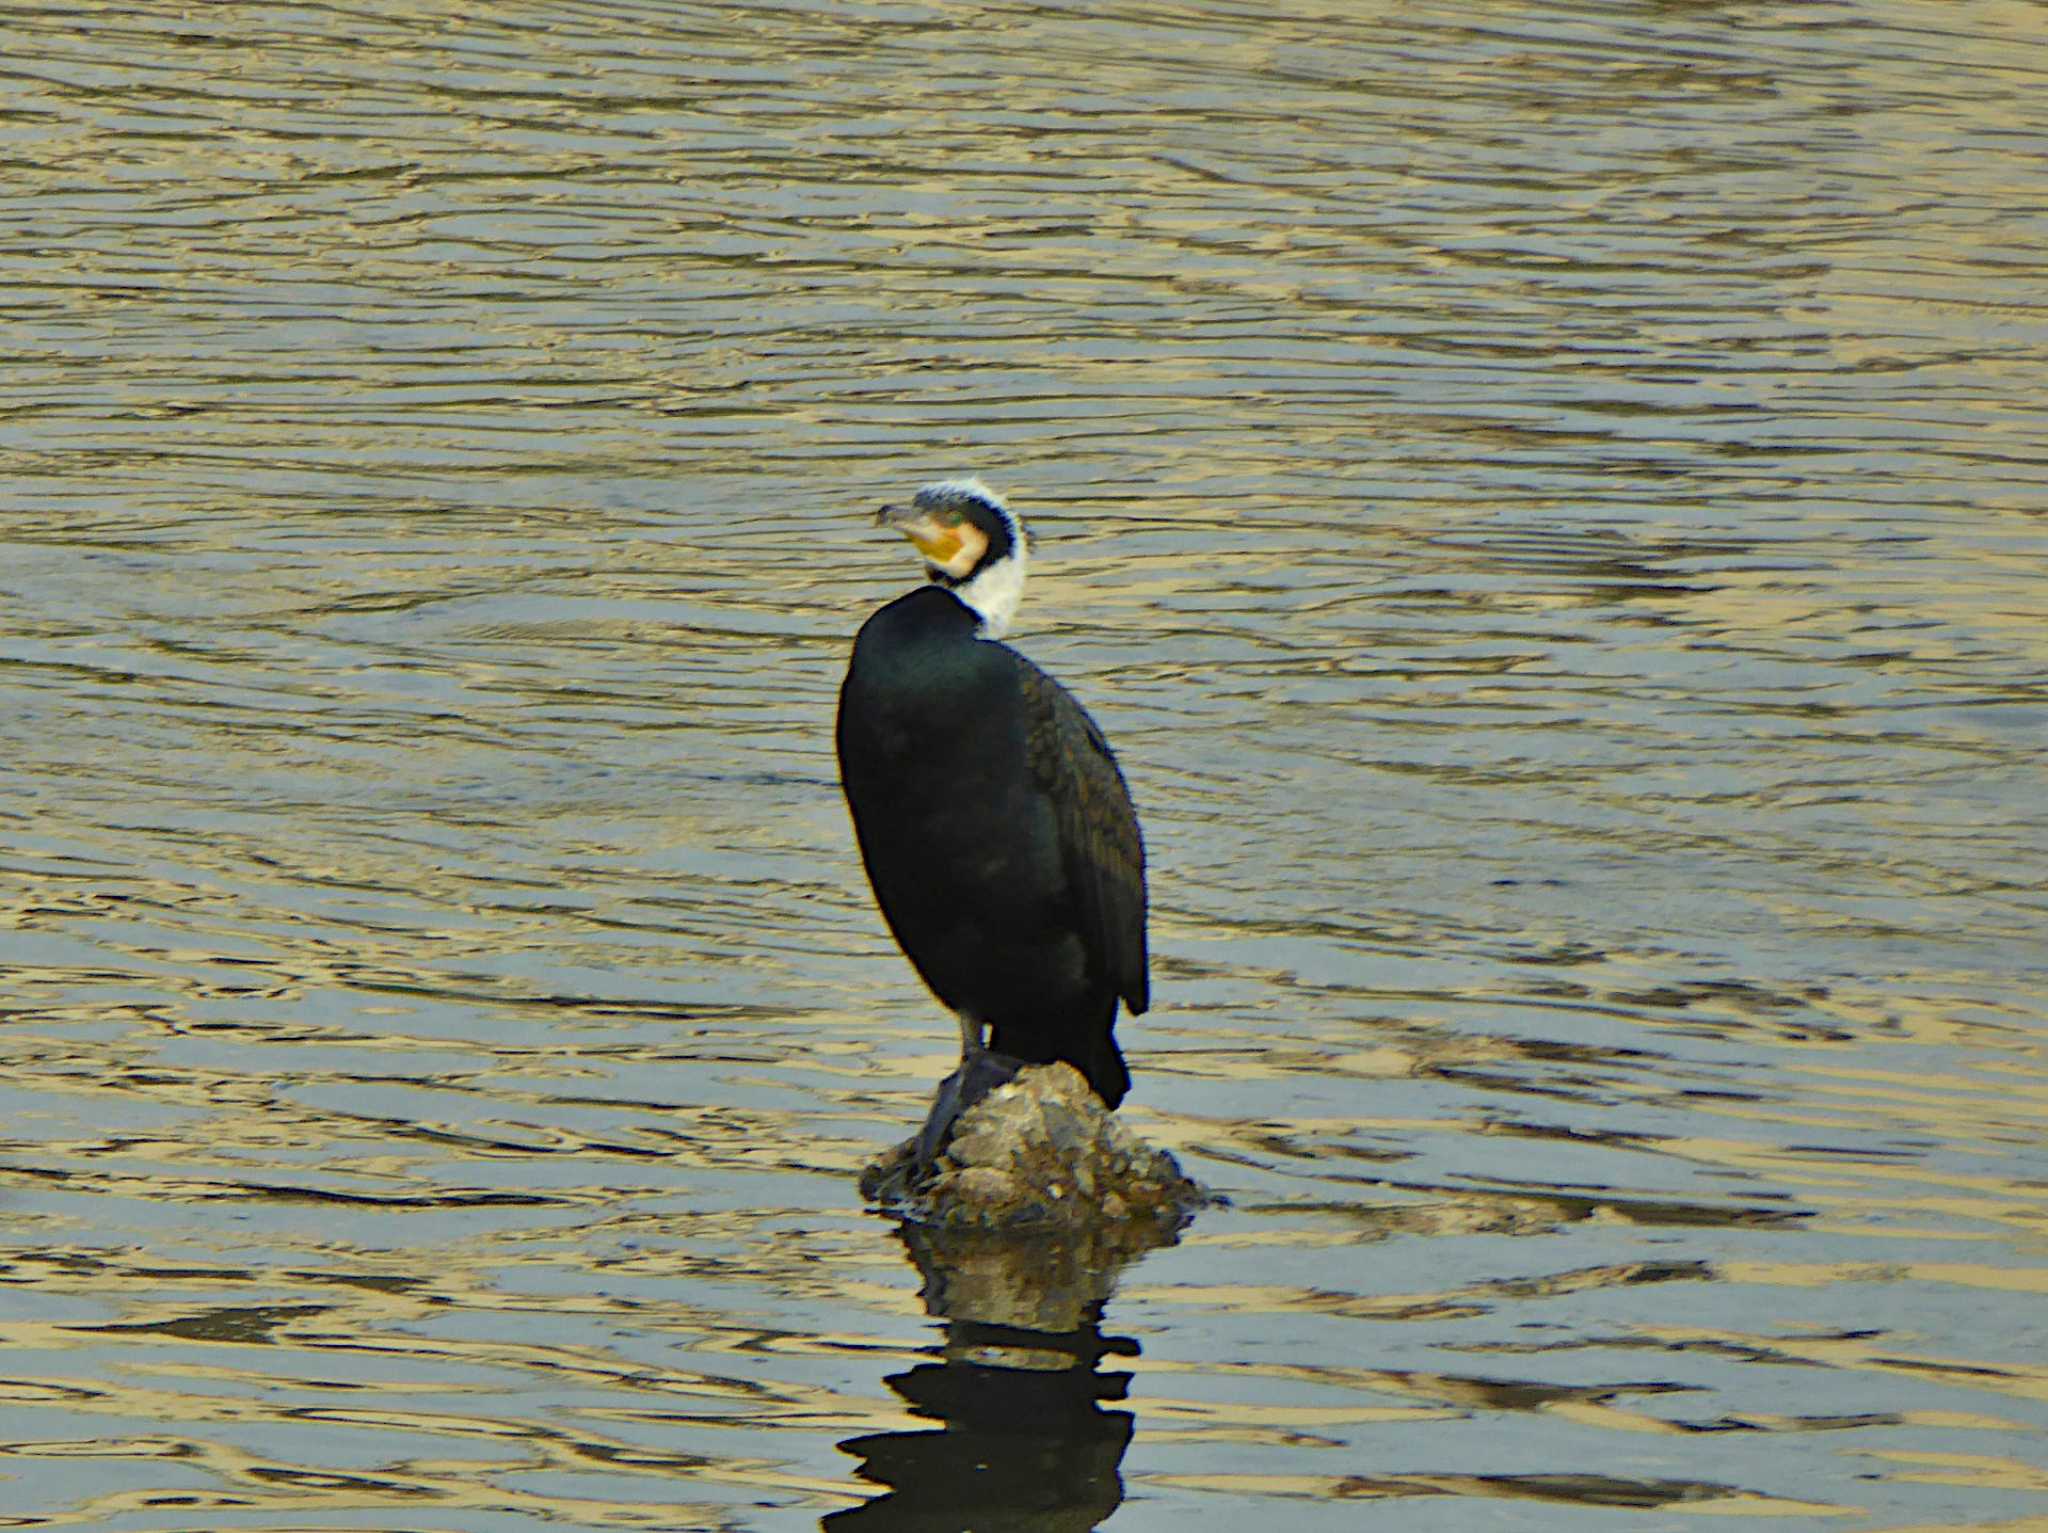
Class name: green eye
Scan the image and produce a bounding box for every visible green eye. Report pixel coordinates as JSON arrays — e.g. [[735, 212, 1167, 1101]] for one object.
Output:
[[941, 510, 965, 526]]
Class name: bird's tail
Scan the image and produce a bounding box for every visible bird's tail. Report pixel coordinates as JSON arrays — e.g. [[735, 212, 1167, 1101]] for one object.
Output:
[[1086, 1033, 1131, 1109], [985, 1016, 1131, 1109]]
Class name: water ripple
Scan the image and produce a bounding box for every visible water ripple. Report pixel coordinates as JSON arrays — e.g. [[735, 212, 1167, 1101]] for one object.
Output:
[[3, 1, 2045, 1528]]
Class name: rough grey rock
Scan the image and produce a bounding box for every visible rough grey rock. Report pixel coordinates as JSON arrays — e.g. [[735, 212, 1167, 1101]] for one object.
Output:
[[862, 1062, 1207, 1241]]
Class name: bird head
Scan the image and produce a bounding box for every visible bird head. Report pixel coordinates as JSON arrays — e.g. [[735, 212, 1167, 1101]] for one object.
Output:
[[876, 478, 1030, 638]]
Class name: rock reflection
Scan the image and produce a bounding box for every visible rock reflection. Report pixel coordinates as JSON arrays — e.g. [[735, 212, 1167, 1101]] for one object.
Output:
[[829, 1218, 1177, 1530]]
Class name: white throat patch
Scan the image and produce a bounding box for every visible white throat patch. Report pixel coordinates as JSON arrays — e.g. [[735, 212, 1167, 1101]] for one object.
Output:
[[956, 539, 1027, 640]]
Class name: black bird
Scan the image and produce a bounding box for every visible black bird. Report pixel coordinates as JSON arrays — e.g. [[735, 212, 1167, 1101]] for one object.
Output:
[[836, 479, 1148, 1159]]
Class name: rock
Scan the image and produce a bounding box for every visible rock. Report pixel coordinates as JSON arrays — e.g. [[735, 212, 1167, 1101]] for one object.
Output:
[[862, 1063, 1207, 1238]]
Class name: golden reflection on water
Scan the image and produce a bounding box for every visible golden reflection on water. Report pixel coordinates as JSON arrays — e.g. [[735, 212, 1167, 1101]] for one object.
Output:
[[5, 0, 2048, 1528]]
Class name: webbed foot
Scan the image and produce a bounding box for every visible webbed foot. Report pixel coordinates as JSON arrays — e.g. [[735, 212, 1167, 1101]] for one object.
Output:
[[911, 1048, 1027, 1181]]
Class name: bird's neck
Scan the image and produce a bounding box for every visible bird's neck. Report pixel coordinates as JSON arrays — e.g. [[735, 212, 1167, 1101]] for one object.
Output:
[[936, 550, 1027, 640]]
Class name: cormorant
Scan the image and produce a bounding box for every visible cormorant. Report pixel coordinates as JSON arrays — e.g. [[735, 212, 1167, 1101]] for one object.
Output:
[[836, 479, 1148, 1161]]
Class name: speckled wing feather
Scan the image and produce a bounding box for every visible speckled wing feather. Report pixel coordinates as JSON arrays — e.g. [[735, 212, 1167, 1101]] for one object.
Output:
[[1019, 662, 1149, 1014]]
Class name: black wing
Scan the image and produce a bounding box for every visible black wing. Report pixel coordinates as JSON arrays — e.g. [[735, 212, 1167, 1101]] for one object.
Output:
[[1019, 663, 1149, 1014]]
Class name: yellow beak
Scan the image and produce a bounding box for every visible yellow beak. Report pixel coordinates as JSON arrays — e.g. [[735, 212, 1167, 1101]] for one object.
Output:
[[876, 503, 965, 565]]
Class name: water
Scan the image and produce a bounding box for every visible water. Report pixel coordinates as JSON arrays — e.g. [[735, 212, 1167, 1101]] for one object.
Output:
[[3, 2, 2045, 1528]]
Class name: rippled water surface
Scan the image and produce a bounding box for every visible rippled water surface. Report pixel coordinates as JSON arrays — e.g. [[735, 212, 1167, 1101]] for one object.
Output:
[[4, 2, 2046, 1528]]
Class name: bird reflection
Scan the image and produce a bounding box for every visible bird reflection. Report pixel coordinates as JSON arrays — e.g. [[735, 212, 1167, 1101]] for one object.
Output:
[[828, 1217, 1177, 1531], [827, 1311, 1139, 1532]]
